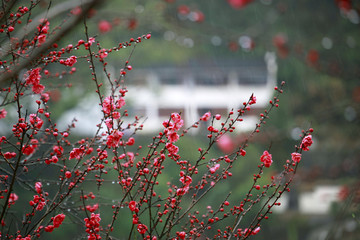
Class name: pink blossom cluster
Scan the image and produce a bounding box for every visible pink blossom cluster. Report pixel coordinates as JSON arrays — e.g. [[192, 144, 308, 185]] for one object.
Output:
[[291, 152, 302, 163], [102, 96, 125, 117], [45, 155, 59, 164], [249, 95, 257, 105], [120, 177, 133, 187], [60, 56, 77, 67], [35, 182, 42, 194], [137, 223, 148, 235], [98, 49, 108, 59], [290, 134, 313, 163], [76, 37, 95, 49], [209, 163, 220, 174], [15, 235, 31, 240], [29, 114, 44, 129], [119, 152, 135, 168], [165, 142, 179, 158], [12, 118, 28, 137], [163, 113, 184, 135], [28, 182, 46, 211], [260, 150, 273, 168], [238, 226, 260, 237], [106, 129, 124, 148], [25, 68, 45, 94], [130, 203, 149, 236], [44, 213, 65, 232], [163, 113, 183, 160], [177, 172, 192, 196], [69, 147, 85, 160], [36, 19, 49, 46], [8, 193, 18, 206], [0, 109, 7, 119], [98, 20, 112, 33], [22, 139, 39, 155], [301, 134, 313, 151], [52, 145, 64, 156], [84, 213, 101, 240], [86, 203, 99, 213], [200, 111, 211, 121], [3, 151, 16, 159], [129, 200, 138, 212], [29, 195, 46, 211]]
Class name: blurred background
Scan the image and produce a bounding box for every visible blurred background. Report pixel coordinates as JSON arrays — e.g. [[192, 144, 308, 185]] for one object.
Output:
[[2, 0, 359, 239]]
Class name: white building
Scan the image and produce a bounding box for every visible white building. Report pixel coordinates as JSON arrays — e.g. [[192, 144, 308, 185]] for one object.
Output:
[[299, 185, 342, 214], [57, 53, 277, 135], [269, 185, 342, 215], [126, 52, 277, 133]]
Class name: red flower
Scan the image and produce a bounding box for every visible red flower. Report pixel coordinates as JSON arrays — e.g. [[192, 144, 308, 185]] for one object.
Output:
[[260, 151, 273, 168], [71, 6, 82, 15], [217, 134, 234, 153], [241, 226, 260, 237], [63, 56, 77, 67], [22, 139, 39, 156], [291, 152, 302, 163], [86, 204, 99, 213], [273, 34, 289, 58], [35, 182, 42, 194], [106, 129, 124, 148], [84, 213, 101, 240], [167, 131, 179, 143], [37, 34, 46, 45], [25, 68, 41, 85], [126, 137, 135, 146], [69, 147, 84, 160], [127, 18, 137, 30], [307, 50, 319, 65], [53, 213, 65, 228], [65, 171, 72, 179], [98, 20, 112, 33], [301, 135, 313, 151], [192, 10, 205, 22], [137, 223, 148, 235], [31, 83, 45, 94], [180, 175, 192, 186], [102, 96, 115, 115], [200, 112, 211, 121], [176, 187, 189, 196], [25, 68, 44, 93], [129, 201, 137, 212], [227, 0, 254, 9], [44, 225, 54, 232], [98, 49, 108, 59], [240, 149, 246, 156], [53, 145, 63, 156], [336, 0, 352, 12], [30, 194, 46, 211], [166, 143, 179, 156], [3, 152, 16, 159], [29, 114, 43, 129], [209, 164, 220, 174], [9, 193, 18, 205], [178, 5, 190, 15], [178, 231, 186, 239], [249, 95, 256, 105], [0, 109, 7, 119]]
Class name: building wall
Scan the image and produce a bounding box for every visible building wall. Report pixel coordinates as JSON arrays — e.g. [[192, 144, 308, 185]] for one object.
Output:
[[126, 52, 277, 133]]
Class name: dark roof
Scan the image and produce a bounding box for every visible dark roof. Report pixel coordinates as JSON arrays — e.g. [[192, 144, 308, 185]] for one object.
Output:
[[130, 58, 268, 85]]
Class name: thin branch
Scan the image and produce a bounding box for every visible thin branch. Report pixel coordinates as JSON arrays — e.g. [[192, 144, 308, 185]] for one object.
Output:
[[0, 0, 102, 85]]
